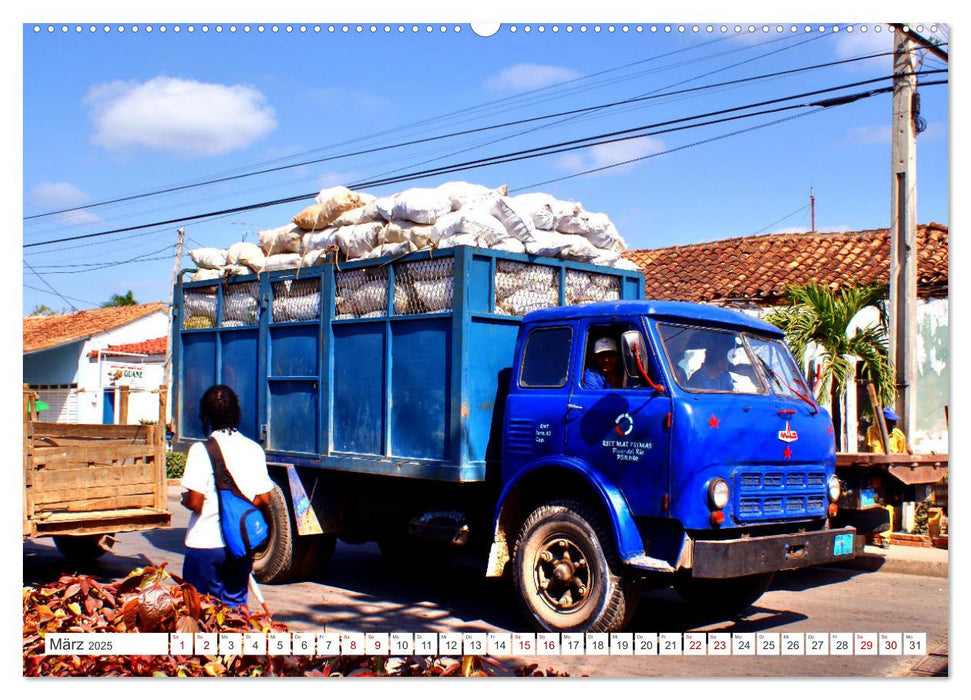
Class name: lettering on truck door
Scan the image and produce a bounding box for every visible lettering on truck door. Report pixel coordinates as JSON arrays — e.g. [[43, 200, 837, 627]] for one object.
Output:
[[566, 321, 672, 518]]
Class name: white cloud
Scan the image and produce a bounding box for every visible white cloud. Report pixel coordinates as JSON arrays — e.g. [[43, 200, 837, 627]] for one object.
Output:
[[556, 136, 666, 176], [485, 64, 583, 91], [25, 181, 103, 225], [847, 125, 891, 145], [833, 27, 895, 71], [85, 76, 277, 157]]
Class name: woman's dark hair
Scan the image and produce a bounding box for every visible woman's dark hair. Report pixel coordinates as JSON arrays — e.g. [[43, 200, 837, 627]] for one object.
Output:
[[200, 384, 241, 434]]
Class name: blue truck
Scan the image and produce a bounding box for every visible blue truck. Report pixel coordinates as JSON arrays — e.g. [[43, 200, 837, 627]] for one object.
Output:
[[173, 245, 857, 632]]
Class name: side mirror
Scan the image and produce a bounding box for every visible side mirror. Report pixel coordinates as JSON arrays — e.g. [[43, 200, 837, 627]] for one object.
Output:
[[621, 330, 663, 392]]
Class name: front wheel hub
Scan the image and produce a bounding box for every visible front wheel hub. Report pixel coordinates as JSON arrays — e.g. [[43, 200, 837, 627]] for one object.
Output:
[[535, 537, 592, 612]]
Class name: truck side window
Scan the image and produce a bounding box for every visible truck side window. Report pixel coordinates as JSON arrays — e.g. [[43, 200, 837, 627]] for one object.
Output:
[[520, 327, 573, 389]]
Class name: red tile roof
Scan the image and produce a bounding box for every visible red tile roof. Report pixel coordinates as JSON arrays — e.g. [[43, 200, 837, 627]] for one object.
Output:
[[623, 223, 948, 305], [87, 336, 168, 359], [23, 302, 169, 354]]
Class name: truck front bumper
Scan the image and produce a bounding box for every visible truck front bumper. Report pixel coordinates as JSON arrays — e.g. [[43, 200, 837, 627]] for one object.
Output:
[[689, 526, 858, 579]]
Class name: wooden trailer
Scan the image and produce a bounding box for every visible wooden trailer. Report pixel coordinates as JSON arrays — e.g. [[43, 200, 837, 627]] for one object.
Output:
[[23, 384, 171, 561]]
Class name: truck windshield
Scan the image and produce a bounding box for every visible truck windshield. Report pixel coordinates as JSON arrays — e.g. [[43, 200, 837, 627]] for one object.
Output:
[[745, 335, 814, 401], [657, 323, 765, 394]]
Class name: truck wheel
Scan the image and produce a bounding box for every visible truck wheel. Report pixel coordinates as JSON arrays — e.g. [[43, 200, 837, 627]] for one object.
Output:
[[512, 500, 637, 633], [53, 535, 109, 562], [674, 572, 775, 616], [252, 484, 335, 584]]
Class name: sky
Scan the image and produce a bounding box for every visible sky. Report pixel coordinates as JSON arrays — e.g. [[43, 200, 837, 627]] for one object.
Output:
[[19, 13, 951, 314]]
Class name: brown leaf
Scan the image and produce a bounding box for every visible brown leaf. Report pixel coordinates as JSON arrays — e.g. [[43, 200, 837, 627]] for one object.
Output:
[[137, 582, 174, 632], [63, 583, 81, 599], [181, 583, 202, 619], [175, 615, 200, 633], [121, 597, 140, 631]]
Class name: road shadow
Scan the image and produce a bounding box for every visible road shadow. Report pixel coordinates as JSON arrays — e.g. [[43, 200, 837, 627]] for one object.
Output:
[[273, 544, 530, 632], [22, 539, 155, 587], [772, 565, 871, 592], [625, 586, 808, 633], [141, 526, 189, 557]]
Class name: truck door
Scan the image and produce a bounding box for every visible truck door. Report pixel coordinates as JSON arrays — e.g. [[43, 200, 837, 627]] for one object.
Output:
[[566, 321, 672, 518], [501, 323, 575, 481]]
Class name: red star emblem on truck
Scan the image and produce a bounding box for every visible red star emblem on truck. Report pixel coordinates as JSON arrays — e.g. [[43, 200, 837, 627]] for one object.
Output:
[[708, 414, 720, 429]]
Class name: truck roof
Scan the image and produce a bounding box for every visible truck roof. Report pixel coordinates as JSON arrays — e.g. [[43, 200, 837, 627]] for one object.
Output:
[[523, 300, 785, 337]]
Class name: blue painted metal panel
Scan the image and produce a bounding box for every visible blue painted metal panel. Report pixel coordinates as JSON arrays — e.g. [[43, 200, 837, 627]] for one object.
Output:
[[180, 333, 217, 439], [333, 323, 385, 455], [270, 325, 318, 376], [465, 317, 521, 464], [269, 380, 318, 454], [220, 329, 260, 440], [390, 320, 450, 460]]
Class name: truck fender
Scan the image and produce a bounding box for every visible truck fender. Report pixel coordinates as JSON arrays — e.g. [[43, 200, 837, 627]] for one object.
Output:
[[486, 457, 650, 577]]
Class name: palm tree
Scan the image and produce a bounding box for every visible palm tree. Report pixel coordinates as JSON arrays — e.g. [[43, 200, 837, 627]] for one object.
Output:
[[101, 290, 138, 307], [766, 282, 895, 445]]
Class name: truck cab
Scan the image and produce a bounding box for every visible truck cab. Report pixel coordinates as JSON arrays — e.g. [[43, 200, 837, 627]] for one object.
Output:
[[491, 300, 855, 632]]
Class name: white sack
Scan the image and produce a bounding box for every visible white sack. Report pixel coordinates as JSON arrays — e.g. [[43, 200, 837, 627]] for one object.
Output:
[[380, 220, 436, 249], [362, 240, 418, 260], [508, 193, 557, 230], [336, 222, 384, 260], [302, 227, 339, 251], [432, 208, 508, 245], [189, 247, 228, 270], [259, 225, 303, 255], [300, 249, 330, 268], [489, 237, 527, 254], [380, 187, 454, 224], [435, 181, 508, 211], [263, 253, 301, 271], [190, 268, 223, 282], [489, 195, 539, 243], [227, 242, 265, 270], [555, 210, 626, 252]]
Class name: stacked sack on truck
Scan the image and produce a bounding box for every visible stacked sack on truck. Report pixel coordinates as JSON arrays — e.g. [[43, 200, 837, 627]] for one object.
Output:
[[188, 181, 639, 281], [185, 182, 640, 318]]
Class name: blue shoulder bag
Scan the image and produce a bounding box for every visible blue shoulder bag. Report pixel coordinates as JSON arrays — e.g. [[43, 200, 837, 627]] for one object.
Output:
[[204, 437, 269, 559]]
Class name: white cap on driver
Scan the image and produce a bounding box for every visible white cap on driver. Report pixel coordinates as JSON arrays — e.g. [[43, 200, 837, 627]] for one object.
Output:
[[594, 338, 618, 354]]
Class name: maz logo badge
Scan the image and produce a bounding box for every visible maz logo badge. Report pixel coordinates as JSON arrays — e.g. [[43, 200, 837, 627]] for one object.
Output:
[[778, 422, 799, 443]]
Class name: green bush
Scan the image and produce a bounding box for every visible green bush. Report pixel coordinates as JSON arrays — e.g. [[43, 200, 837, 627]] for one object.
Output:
[[166, 451, 187, 480]]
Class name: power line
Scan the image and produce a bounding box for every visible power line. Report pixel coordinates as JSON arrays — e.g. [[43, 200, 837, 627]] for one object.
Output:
[[23, 284, 98, 308], [22, 259, 78, 311], [24, 47, 920, 223], [23, 77, 947, 250]]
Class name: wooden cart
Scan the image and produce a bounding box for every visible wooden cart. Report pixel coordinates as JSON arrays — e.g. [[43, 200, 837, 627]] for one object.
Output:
[[23, 385, 172, 560]]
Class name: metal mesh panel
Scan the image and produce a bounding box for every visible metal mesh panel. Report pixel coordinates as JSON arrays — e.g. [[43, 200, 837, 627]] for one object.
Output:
[[222, 282, 260, 327], [272, 278, 321, 322], [335, 267, 388, 318], [564, 270, 622, 306], [393, 258, 454, 315], [182, 286, 217, 329], [494, 260, 558, 316]]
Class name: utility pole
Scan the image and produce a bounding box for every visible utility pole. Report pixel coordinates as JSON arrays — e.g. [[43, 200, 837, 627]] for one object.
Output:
[[810, 187, 815, 233], [164, 227, 185, 404], [888, 25, 918, 443]]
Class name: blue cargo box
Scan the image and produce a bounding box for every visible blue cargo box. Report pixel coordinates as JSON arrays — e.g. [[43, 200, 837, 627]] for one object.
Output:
[[173, 246, 644, 482]]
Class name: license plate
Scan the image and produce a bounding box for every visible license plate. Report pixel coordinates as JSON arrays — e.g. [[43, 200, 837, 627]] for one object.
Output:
[[833, 533, 854, 556]]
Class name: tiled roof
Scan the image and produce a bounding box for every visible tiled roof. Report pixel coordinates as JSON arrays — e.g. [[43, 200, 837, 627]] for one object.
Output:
[[87, 336, 168, 359], [23, 302, 169, 354], [623, 223, 948, 305]]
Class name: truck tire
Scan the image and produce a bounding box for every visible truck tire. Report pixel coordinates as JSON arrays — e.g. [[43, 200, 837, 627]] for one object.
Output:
[[53, 535, 108, 562], [674, 572, 775, 616], [252, 484, 335, 584], [512, 500, 637, 633]]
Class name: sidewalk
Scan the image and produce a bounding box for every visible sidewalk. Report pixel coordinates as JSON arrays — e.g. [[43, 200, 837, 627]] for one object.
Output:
[[835, 543, 948, 579]]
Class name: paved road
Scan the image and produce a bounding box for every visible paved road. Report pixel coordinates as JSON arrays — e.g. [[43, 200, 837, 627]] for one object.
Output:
[[23, 485, 948, 677]]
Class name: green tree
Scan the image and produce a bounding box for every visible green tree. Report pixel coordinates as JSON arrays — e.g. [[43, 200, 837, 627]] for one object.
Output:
[[101, 290, 138, 307], [28, 304, 59, 316], [766, 281, 895, 432]]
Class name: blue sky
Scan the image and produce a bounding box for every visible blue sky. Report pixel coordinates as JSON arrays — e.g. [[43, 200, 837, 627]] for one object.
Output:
[[21, 18, 950, 314]]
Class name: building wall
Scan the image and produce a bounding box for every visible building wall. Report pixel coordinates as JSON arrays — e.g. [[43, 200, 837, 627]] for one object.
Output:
[[24, 311, 169, 425]]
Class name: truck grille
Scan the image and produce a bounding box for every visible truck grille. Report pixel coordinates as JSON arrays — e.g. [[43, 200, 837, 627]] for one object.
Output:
[[734, 467, 828, 522]]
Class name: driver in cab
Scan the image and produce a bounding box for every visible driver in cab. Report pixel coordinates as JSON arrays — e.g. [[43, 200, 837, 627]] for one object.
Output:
[[582, 337, 624, 389]]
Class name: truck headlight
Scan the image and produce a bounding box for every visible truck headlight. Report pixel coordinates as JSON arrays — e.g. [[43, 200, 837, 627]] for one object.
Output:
[[708, 478, 730, 510], [828, 475, 841, 502]]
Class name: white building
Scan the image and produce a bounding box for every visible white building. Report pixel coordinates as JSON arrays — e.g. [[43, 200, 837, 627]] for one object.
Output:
[[23, 302, 170, 425]]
